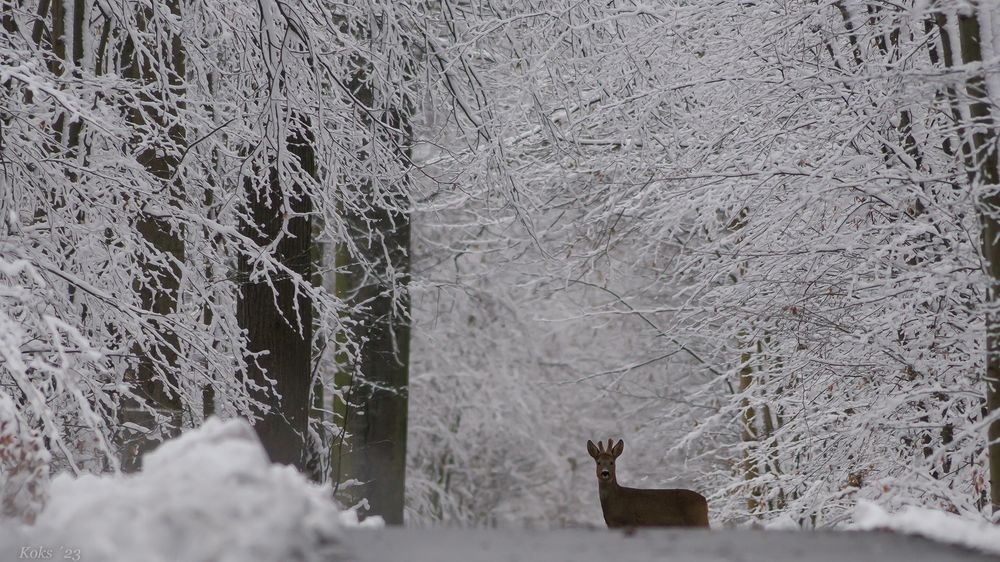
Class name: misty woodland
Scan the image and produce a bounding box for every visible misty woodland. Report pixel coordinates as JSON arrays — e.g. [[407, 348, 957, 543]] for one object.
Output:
[[3, 0, 1000, 536]]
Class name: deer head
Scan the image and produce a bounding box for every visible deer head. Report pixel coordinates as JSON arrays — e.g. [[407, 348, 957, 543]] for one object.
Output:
[[587, 438, 624, 484]]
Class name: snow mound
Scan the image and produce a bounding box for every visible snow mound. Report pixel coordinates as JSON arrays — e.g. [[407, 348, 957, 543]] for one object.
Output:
[[34, 417, 344, 562], [853, 499, 1000, 556], [338, 506, 386, 529]]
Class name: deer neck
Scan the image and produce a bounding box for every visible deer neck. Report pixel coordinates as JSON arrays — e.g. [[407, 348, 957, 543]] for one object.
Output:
[[598, 477, 620, 504]]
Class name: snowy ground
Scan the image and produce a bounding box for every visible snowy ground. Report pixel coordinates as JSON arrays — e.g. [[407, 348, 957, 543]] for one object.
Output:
[[338, 527, 1000, 562]]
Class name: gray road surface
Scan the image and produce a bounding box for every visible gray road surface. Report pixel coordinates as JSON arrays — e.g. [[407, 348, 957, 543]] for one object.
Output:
[[338, 527, 998, 562]]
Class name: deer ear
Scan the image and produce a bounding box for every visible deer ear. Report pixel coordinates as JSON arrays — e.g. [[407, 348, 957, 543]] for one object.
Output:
[[612, 439, 624, 458], [587, 440, 600, 459]]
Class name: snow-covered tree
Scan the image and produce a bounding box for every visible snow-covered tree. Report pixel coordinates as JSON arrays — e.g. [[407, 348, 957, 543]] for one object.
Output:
[[0, 0, 439, 516]]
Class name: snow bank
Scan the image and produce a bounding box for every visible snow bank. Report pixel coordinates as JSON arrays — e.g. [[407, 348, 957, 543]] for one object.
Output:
[[32, 418, 349, 562], [853, 499, 1000, 556]]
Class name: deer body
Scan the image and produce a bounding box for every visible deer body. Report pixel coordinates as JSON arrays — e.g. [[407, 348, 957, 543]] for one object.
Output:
[[588, 439, 710, 529]]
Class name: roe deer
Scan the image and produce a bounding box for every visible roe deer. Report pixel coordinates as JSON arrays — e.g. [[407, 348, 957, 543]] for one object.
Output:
[[586, 438, 709, 529]]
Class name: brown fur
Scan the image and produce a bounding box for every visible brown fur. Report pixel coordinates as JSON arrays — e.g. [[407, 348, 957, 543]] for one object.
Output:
[[587, 439, 710, 529]]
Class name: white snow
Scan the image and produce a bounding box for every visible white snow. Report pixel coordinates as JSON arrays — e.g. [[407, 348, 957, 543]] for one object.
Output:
[[853, 500, 1000, 556], [30, 418, 352, 562]]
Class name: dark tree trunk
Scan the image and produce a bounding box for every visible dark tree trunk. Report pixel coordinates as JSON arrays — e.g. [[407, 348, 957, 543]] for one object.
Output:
[[939, 4, 1000, 513], [334, 205, 411, 524], [238, 126, 315, 470], [118, 0, 187, 471], [333, 52, 413, 525], [955, 10, 1000, 516]]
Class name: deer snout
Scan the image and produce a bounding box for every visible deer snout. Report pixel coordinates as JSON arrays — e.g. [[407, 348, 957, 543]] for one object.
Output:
[[600, 469, 611, 480]]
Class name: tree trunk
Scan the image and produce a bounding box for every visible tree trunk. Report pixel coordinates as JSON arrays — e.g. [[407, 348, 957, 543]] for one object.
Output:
[[40, 0, 187, 471], [238, 126, 315, 470], [118, 0, 187, 471], [942, 3, 1000, 514], [334, 207, 411, 524], [333, 56, 413, 525]]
